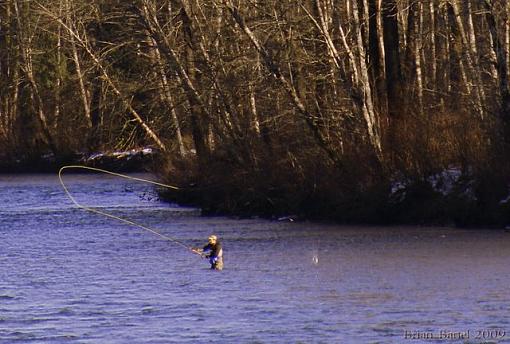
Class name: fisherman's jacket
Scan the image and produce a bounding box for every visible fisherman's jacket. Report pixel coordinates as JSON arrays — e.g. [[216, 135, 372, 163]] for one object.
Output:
[[203, 242, 223, 267]]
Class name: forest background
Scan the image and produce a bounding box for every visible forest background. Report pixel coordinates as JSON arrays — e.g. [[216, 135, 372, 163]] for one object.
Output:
[[1, 0, 509, 226]]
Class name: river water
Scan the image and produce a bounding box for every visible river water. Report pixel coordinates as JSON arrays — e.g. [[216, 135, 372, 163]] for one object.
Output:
[[1, 174, 509, 343]]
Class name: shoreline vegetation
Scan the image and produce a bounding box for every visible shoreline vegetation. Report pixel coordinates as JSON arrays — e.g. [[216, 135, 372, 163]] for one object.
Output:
[[159, 157, 510, 228], [0, 147, 157, 173], [1, 149, 509, 227], [1, 1, 509, 227]]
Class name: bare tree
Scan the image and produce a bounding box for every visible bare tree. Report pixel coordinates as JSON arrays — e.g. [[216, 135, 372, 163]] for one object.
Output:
[[222, 0, 340, 162], [351, 0, 382, 154], [146, 33, 186, 157], [448, 0, 486, 117], [64, 0, 92, 129], [483, 0, 510, 122], [14, 0, 57, 153], [37, 0, 168, 152], [0, 1, 20, 143]]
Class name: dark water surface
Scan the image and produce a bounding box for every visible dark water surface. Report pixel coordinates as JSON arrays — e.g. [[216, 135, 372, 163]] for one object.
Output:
[[1, 174, 509, 343]]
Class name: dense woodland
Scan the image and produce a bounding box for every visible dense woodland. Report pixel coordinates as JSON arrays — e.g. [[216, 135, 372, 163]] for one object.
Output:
[[1, 0, 510, 224]]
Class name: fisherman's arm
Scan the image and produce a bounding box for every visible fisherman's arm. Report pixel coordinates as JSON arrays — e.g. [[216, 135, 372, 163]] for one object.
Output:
[[191, 244, 211, 256]]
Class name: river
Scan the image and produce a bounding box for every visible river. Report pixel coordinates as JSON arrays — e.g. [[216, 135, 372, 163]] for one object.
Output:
[[1, 173, 509, 343]]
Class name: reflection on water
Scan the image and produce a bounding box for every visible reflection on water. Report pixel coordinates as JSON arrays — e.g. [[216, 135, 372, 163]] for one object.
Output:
[[1, 174, 510, 343]]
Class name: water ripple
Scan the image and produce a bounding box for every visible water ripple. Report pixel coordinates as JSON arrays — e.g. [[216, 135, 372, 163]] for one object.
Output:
[[1, 175, 510, 343]]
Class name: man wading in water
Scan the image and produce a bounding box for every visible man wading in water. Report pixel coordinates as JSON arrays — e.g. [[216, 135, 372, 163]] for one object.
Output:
[[193, 235, 223, 270]]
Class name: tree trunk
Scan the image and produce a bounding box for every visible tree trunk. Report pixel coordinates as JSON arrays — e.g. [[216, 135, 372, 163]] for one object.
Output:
[[14, 0, 57, 154], [361, 0, 370, 48], [415, 2, 424, 115], [0, 1, 18, 140], [248, 82, 261, 137], [223, 0, 340, 162], [65, 0, 92, 129], [483, 0, 510, 121], [53, 0, 62, 132], [429, 0, 437, 92], [449, 0, 486, 118], [506, 1, 510, 79], [375, 0, 387, 114], [446, 3, 469, 108], [382, 0, 401, 116], [368, 0, 387, 115], [38, 1, 168, 152], [179, 2, 210, 160], [337, 10, 360, 86], [148, 34, 186, 157], [136, 0, 215, 157], [351, 0, 382, 155]]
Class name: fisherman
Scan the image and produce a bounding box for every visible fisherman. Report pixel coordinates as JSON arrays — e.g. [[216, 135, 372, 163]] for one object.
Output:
[[193, 235, 223, 270]]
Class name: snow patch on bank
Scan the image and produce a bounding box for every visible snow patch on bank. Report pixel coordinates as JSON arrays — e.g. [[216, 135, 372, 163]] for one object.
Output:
[[84, 147, 155, 163], [390, 167, 478, 201], [427, 167, 462, 196]]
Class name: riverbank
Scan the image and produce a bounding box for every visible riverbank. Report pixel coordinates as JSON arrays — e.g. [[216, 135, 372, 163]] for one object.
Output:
[[158, 157, 510, 228], [3, 149, 508, 228], [0, 147, 158, 174]]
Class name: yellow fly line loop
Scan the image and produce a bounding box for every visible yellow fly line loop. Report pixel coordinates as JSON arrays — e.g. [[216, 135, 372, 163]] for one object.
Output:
[[58, 165, 200, 255]]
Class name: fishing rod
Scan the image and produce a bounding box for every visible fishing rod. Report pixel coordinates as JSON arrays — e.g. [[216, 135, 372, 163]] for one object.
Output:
[[58, 165, 202, 256]]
